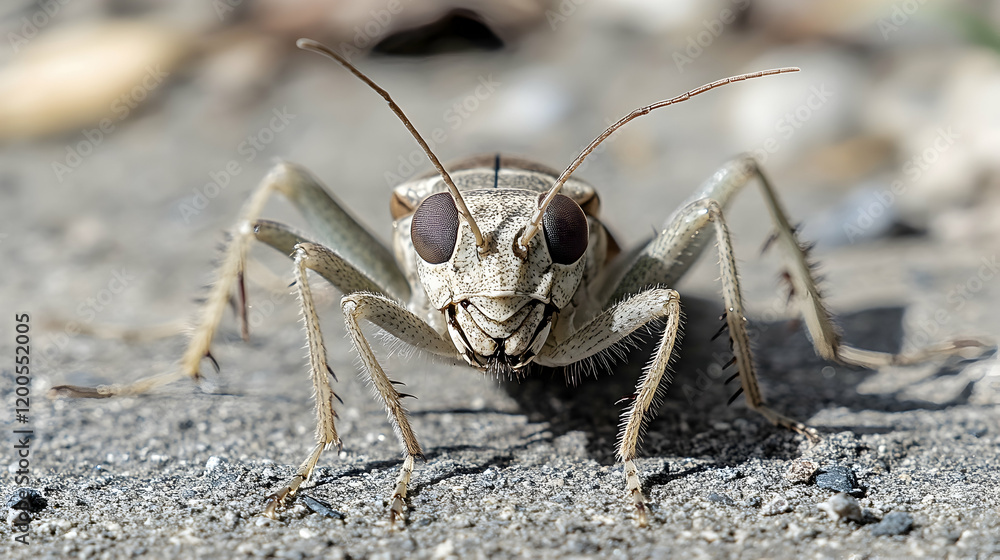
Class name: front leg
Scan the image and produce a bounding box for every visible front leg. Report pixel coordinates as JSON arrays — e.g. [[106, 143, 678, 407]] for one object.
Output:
[[536, 288, 683, 527], [340, 289, 457, 525], [262, 243, 344, 518], [265, 243, 455, 524]]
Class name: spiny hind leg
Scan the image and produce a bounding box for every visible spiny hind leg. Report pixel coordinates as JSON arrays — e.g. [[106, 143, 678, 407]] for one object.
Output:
[[606, 155, 990, 370], [742, 157, 989, 367], [605, 156, 990, 434], [47, 191, 274, 398]]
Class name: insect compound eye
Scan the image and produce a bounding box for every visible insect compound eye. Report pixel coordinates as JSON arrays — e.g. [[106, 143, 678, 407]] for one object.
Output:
[[411, 192, 460, 264], [541, 194, 588, 264]]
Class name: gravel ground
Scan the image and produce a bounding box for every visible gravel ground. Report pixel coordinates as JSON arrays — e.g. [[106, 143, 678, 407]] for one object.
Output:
[[2, 3, 1000, 559]]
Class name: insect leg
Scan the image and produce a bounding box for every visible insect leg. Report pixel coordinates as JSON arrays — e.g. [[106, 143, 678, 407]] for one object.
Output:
[[50, 162, 411, 398], [744, 159, 989, 367], [605, 155, 989, 370], [262, 241, 346, 518], [339, 288, 456, 525], [536, 288, 682, 527], [257, 240, 451, 519], [608, 195, 818, 439]]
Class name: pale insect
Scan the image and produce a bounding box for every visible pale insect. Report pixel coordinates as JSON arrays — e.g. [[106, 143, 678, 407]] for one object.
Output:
[[52, 39, 988, 527]]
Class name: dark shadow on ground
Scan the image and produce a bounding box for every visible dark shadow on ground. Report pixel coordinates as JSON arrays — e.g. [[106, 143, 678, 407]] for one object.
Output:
[[501, 296, 982, 465]]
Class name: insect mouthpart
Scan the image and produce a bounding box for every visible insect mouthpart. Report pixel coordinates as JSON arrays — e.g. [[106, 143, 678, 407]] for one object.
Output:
[[445, 296, 555, 378]]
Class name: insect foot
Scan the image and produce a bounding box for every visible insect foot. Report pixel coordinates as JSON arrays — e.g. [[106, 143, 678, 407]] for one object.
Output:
[[624, 459, 649, 527], [263, 487, 295, 520], [387, 455, 415, 529]]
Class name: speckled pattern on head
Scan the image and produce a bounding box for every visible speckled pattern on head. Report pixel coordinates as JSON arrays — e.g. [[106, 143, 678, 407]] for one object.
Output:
[[389, 155, 608, 376]]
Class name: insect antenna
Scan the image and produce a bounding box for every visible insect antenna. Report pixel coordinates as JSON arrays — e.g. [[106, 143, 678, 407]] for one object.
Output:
[[297, 38, 485, 247], [519, 67, 801, 249]]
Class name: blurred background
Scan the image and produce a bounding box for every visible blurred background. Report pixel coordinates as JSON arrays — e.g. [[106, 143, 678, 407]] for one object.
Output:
[[1, 0, 998, 401]]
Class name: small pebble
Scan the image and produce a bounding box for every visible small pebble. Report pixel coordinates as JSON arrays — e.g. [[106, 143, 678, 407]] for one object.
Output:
[[816, 465, 865, 496], [716, 467, 740, 482], [5, 488, 47, 513], [204, 456, 224, 474], [761, 495, 791, 516], [967, 426, 987, 438], [784, 460, 819, 484], [817, 492, 862, 523], [301, 495, 345, 520], [7, 509, 30, 526], [706, 492, 735, 506], [871, 512, 914, 536], [433, 539, 455, 559]]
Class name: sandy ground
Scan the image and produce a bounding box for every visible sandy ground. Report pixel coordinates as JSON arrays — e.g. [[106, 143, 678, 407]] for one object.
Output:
[[2, 4, 1000, 559]]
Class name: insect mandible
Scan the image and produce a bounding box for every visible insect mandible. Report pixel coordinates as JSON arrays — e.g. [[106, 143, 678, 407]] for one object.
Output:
[[50, 38, 989, 527]]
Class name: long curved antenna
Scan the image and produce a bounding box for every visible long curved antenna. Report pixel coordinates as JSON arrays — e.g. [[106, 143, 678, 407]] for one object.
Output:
[[297, 38, 485, 247], [518, 67, 801, 250]]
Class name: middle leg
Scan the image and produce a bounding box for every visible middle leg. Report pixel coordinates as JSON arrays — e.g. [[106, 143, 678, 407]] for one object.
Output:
[[609, 194, 816, 436]]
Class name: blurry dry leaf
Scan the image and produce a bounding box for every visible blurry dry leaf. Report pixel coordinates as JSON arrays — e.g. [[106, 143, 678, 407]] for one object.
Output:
[[0, 20, 188, 141]]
